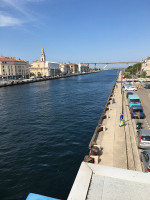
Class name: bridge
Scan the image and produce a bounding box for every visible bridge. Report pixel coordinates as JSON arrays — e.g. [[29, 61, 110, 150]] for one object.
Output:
[[81, 61, 141, 70]]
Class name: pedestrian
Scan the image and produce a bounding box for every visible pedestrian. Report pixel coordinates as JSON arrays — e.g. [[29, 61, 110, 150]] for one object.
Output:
[[119, 113, 124, 127], [120, 113, 123, 121], [120, 120, 124, 127]]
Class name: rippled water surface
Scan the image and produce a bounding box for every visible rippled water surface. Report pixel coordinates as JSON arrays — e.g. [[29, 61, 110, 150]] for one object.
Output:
[[0, 70, 118, 200]]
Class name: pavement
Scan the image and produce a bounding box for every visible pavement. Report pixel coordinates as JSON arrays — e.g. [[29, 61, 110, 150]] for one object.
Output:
[[96, 72, 142, 171]]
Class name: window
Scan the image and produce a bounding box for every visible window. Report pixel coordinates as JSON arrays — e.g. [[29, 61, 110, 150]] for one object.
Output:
[[133, 109, 142, 112], [130, 99, 140, 103], [142, 136, 150, 141]]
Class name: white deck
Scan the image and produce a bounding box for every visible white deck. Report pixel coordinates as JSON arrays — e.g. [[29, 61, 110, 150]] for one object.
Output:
[[67, 162, 150, 200]]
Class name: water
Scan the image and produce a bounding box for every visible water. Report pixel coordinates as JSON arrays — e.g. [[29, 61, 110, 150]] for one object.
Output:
[[0, 70, 118, 200]]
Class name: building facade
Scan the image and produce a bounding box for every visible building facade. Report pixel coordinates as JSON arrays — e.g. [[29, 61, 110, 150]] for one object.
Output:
[[30, 46, 47, 77], [78, 64, 89, 73], [0, 56, 29, 79], [67, 63, 79, 74], [59, 63, 71, 75], [30, 47, 60, 77], [142, 57, 150, 76], [45, 62, 60, 76]]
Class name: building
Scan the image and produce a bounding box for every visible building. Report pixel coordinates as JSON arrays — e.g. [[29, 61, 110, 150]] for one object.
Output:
[[59, 63, 89, 74], [59, 63, 71, 75], [45, 61, 60, 76], [68, 162, 150, 200], [30, 46, 47, 77], [78, 63, 89, 73], [67, 63, 79, 74], [142, 57, 150, 76], [30, 47, 60, 77], [0, 56, 29, 79]]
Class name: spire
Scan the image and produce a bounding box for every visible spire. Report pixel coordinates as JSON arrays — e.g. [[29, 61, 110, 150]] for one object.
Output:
[[41, 45, 44, 53], [41, 46, 46, 62]]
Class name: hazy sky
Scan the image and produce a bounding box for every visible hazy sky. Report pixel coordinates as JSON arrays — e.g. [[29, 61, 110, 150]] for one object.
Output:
[[0, 0, 150, 65]]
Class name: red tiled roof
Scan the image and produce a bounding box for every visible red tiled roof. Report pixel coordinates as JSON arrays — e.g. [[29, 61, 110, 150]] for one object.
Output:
[[0, 57, 27, 63]]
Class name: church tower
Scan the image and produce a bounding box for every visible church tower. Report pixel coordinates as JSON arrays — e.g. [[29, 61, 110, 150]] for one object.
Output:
[[41, 46, 46, 62]]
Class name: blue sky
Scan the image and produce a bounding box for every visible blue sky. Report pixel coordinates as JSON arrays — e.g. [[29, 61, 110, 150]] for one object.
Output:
[[0, 0, 150, 66]]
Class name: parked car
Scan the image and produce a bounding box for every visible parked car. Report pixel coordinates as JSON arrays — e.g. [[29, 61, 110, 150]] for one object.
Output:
[[126, 92, 133, 99], [130, 105, 144, 119], [123, 83, 131, 88], [140, 150, 150, 172], [138, 129, 150, 149], [128, 94, 141, 108], [30, 76, 36, 79], [144, 84, 150, 89], [125, 86, 137, 91]]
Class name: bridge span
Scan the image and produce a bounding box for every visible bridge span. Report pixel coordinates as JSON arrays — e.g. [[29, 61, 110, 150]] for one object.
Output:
[[81, 61, 141, 70]]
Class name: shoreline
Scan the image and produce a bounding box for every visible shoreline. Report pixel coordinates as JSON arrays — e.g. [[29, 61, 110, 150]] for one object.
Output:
[[0, 71, 98, 88]]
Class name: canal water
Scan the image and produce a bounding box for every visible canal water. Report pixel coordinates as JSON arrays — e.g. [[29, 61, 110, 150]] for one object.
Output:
[[0, 70, 118, 200]]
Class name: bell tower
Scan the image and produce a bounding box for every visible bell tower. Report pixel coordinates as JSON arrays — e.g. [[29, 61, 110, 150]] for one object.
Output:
[[41, 46, 46, 62]]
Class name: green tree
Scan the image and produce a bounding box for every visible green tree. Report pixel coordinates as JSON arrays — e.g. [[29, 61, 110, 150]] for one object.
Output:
[[125, 63, 141, 76], [140, 71, 146, 78]]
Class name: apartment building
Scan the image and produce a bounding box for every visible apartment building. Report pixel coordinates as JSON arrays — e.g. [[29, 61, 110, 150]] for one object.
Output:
[[0, 56, 29, 79], [142, 57, 150, 76]]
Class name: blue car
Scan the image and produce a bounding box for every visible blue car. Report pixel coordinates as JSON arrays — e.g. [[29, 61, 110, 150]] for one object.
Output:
[[130, 105, 144, 119], [144, 84, 150, 89], [128, 94, 141, 108]]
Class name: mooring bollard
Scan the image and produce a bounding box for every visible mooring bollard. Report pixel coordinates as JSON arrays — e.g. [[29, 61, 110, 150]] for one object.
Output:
[[112, 98, 115, 104]]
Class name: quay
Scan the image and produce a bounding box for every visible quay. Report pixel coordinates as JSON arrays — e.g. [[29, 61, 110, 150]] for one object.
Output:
[[0, 71, 96, 88], [67, 71, 150, 200]]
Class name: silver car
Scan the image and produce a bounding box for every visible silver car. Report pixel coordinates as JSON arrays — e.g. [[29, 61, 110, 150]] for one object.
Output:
[[140, 150, 150, 172], [138, 129, 150, 149]]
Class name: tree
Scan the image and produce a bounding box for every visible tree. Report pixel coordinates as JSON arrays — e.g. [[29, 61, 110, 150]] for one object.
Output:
[[124, 63, 141, 76]]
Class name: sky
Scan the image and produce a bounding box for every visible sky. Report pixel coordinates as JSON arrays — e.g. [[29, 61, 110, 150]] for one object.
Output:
[[0, 0, 150, 66]]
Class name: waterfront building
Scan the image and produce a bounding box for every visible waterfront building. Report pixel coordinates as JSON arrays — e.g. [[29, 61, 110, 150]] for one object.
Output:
[[0, 56, 29, 79], [142, 57, 150, 76], [45, 61, 60, 76], [67, 63, 79, 74], [30, 46, 47, 77], [78, 63, 89, 73], [30, 47, 60, 77], [59, 63, 71, 75]]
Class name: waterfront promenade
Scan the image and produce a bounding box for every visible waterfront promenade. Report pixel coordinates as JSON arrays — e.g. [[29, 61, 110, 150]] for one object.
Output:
[[67, 71, 150, 200], [97, 72, 142, 171]]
